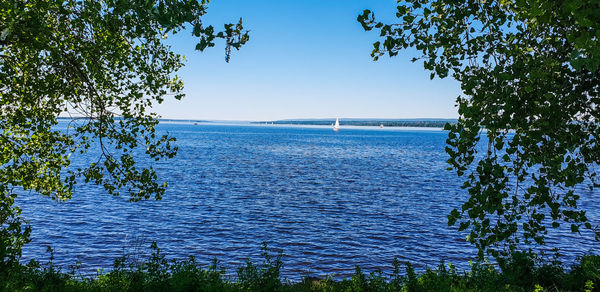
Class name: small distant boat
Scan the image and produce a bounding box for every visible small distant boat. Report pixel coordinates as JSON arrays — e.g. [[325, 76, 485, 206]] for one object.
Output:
[[333, 118, 340, 131], [379, 123, 384, 128]]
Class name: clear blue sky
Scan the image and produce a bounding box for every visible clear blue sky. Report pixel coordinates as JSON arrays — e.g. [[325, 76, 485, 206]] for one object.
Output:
[[154, 0, 461, 121]]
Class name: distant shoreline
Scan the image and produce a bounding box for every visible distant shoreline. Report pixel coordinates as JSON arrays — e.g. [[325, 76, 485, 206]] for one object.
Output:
[[57, 117, 457, 128], [252, 119, 457, 128]]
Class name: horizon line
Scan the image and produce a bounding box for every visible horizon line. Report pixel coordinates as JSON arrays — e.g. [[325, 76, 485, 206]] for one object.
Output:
[[58, 116, 459, 122]]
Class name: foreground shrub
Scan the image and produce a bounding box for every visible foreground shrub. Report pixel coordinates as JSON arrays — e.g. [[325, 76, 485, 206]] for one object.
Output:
[[1, 244, 600, 292], [237, 243, 283, 291]]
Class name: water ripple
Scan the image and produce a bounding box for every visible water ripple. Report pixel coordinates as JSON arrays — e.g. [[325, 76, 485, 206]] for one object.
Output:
[[15, 124, 599, 279]]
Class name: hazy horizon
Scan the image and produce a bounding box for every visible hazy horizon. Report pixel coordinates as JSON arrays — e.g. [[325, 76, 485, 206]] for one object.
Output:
[[154, 117, 458, 122]]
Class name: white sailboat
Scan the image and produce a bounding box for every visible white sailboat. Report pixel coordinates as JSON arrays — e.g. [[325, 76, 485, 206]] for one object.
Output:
[[333, 118, 340, 131]]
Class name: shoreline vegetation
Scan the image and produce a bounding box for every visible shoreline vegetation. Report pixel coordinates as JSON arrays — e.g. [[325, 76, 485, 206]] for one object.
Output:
[[253, 119, 457, 128], [57, 117, 457, 128], [3, 243, 599, 291]]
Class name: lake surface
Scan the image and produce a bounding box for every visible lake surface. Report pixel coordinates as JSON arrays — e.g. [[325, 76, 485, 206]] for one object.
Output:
[[17, 123, 599, 279]]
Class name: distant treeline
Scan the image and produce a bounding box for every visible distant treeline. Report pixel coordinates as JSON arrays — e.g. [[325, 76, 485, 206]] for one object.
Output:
[[57, 117, 211, 124], [158, 119, 211, 124], [255, 119, 456, 128]]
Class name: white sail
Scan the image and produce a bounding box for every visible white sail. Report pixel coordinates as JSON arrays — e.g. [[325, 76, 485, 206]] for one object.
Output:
[[333, 118, 340, 131]]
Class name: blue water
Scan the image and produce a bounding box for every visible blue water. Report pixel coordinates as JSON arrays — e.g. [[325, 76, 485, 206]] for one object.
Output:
[[16, 123, 598, 279]]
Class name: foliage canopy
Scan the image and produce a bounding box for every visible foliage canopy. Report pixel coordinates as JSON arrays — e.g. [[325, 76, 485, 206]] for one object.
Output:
[[0, 0, 248, 268], [359, 0, 600, 257]]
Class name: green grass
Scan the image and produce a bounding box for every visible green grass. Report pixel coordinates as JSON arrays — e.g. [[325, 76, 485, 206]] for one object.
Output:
[[1, 243, 599, 291]]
